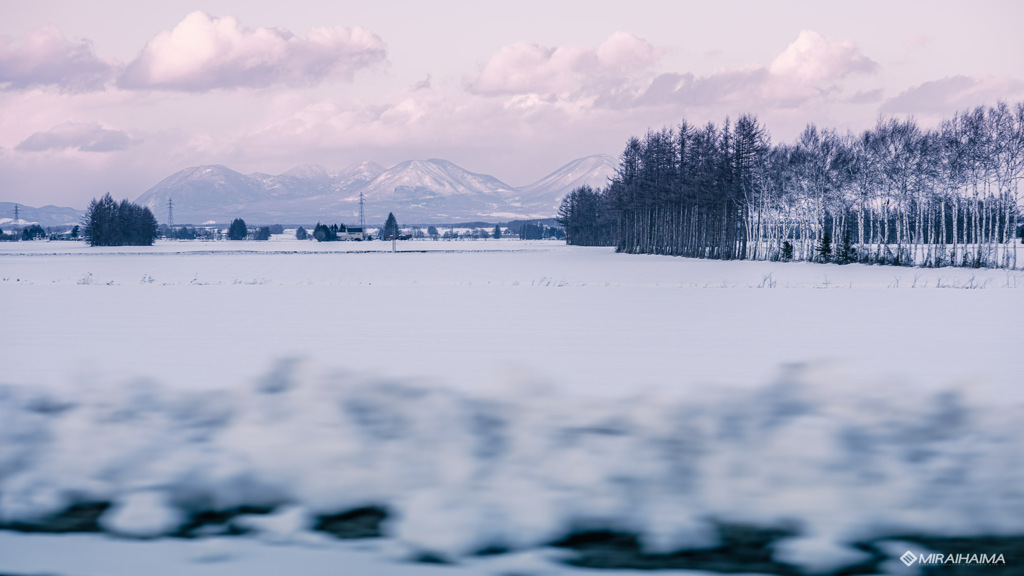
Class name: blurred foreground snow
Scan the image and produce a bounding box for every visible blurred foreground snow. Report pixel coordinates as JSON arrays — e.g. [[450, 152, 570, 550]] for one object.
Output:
[[0, 361, 1022, 574]]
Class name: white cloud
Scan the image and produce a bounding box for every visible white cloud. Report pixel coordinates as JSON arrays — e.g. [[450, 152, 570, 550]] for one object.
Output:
[[0, 26, 117, 92], [768, 30, 878, 83], [16, 122, 138, 153], [119, 12, 388, 91], [471, 32, 660, 96], [596, 30, 879, 113]]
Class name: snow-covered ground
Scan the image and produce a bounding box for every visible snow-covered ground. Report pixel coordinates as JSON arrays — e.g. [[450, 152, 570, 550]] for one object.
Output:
[[1, 238, 1022, 575], [3, 238, 1021, 395]]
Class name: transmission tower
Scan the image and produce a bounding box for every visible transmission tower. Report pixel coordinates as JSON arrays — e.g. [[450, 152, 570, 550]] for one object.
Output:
[[167, 198, 174, 227], [358, 191, 366, 230], [14, 204, 19, 223]]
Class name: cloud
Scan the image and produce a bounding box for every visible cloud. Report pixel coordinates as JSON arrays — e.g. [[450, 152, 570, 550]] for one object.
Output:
[[221, 30, 886, 174], [411, 75, 432, 91], [471, 32, 660, 96], [0, 26, 117, 92], [119, 11, 388, 91], [628, 70, 771, 108], [16, 122, 138, 153], [846, 89, 884, 105], [597, 31, 877, 112], [768, 30, 878, 82], [880, 75, 1024, 115]]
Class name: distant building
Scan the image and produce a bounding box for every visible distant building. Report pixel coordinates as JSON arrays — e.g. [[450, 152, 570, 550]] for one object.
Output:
[[344, 226, 366, 241]]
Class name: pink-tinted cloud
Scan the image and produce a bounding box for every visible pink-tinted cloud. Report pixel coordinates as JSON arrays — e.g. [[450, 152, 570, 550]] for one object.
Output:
[[119, 12, 388, 91], [880, 75, 1024, 115], [16, 122, 138, 153], [0, 26, 117, 92], [471, 32, 660, 96], [194, 30, 885, 178], [600, 31, 878, 112], [768, 30, 877, 83]]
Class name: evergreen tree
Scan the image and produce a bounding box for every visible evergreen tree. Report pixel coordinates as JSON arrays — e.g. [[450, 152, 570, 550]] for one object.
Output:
[[21, 224, 46, 240], [816, 230, 833, 262], [254, 226, 271, 241], [558, 185, 615, 246], [493, 224, 502, 239], [312, 223, 337, 241], [296, 226, 308, 240], [82, 193, 158, 246], [781, 241, 794, 261], [428, 225, 439, 240], [382, 212, 399, 239], [228, 218, 248, 240], [836, 229, 856, 264]]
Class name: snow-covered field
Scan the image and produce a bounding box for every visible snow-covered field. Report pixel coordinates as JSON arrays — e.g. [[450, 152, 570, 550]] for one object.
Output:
[[1, 238, 1022, 575]]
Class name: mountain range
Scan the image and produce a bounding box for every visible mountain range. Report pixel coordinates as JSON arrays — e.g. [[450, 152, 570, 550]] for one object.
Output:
[[1, 155, 618, 228], [135, 155, 618, 225], [0, 202, 84, 229]]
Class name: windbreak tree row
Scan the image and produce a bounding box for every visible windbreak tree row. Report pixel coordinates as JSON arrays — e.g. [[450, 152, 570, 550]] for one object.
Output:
[[559, 102, 1024, 268]]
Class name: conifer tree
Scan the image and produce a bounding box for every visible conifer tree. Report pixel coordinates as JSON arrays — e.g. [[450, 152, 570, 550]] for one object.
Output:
[[83, 193, 158, 246], [228, 218, 248, 240], [816, 230, 832, 262], [382, 213, 399, 239]]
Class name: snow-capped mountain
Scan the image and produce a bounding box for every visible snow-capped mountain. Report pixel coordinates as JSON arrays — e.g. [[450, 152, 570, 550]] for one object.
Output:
[[514, 154, 618, 215], [135, 165, 268, 223], [334, 161, 387, 192], [362, 159, 514, 200], [351, 159, 519, 223], [132, 156, 617, 225], [250, 165, 336, 199]]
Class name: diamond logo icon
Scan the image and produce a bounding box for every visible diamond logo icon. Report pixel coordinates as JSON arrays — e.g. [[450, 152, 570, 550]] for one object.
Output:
[[900, 551, 918, 566]]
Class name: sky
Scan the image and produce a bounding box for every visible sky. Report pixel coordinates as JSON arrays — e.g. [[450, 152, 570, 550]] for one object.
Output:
[[1, 0, 1022, 208]]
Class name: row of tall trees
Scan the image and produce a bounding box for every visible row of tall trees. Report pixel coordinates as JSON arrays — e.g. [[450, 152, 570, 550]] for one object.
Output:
[[557, 185, 616, 246], [83, 193, 158, 246], [560, 102, 1024, 268]]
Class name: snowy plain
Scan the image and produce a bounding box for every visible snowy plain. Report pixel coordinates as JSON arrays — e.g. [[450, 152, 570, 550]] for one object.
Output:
[[1, 238, 1022, 575], [3, 238, 1021, 396]]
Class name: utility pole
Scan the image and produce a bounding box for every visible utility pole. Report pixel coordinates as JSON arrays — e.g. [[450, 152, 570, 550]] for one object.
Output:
[[358, 191, 366, 230]]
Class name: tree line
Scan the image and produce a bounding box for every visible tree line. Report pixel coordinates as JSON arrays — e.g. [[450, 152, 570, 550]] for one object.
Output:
[[559, 102, 1024, 268]]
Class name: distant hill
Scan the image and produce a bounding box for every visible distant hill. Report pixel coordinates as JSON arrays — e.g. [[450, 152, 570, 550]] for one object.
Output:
[[132, 156, 618, 225], [0, 202, 84, 228], [513, 154, 618, 215]]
